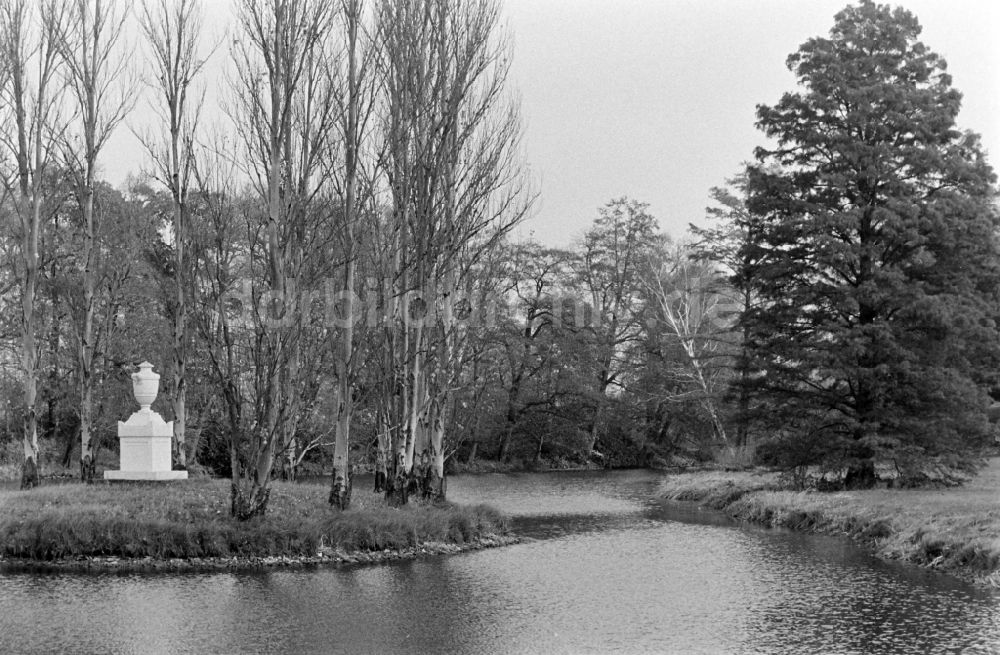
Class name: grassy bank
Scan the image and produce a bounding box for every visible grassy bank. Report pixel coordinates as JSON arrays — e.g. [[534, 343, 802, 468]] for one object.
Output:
[[0, 478, 510, 568], [661, 460, 1000, 586], [449, 456, 603, 475]]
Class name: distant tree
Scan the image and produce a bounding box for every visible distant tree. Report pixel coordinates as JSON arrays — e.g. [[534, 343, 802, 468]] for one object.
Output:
[[576, 198, 663, 459], [690, 178, 766, 449], [743, 0, 1000, 483], [495, 241, 574, 463], [644, 243, 733, 447], [87, 186, 164, 457]]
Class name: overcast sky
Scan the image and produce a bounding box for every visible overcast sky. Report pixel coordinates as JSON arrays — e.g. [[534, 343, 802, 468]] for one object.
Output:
[[106, 0, 1000, 247]]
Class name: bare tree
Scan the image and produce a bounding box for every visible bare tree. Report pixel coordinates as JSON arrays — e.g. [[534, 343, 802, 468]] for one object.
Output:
[[645, 243, 733, 446], [138, 0, 211, 470], [577, 198, 663, 459], [0, 0, 67, 488], [378, 0, 531, 503], [190, 133, 247, 492], [227, 0, 337, 519], [494, 242, 571, 463], [327, 0, 378, 510], [55, 0, 133, 482]]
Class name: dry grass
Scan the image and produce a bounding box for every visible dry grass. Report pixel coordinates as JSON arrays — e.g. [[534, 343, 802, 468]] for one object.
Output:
[[714, 443, 758, 470], [0, 478, 507, 561], [661, 459, 1000, 581], [660, 468, 781, 507]]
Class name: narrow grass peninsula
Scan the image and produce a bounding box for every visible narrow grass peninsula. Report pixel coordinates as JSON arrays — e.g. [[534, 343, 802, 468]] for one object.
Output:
[[661, 459, 1000, 586], [0, 478, 513, 571]]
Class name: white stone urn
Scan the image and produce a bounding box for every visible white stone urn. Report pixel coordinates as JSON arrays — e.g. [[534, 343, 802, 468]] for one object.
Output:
[[132, 361, 160, 411], [105, 361, 186, 481]]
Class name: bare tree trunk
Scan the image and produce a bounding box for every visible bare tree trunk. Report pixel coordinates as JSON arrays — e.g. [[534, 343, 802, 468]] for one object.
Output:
[[329, 0, 365, 510], [498, 349, 524, 462], [586, 378, 609, 459], [20, 205, 40, 488], [230, 472, 271, 521], [172, 182, 188, 470], [48, 231, 68, 467], [373, 411, 388, 492], [2, 0, 64, 488], [405, 333, 423, 473], [426, 398, 446, 500], [197, 166, 258, 517], [139, 0, 209, 470], [385, 237, 409, 506], [736, 298, 752, 449], [387, 350, 410, 505], [377, 0, 531, 501], [683, 340, 728, 445], [329, 306, 354, 508], [647, 245, 731, 446], [56, 0, 131, 483], [227, 0, 336, 519], [78, 182, 97, 482]]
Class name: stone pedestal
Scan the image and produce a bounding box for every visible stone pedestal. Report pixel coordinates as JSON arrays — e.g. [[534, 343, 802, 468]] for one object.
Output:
[[104, 362, 187, 482]]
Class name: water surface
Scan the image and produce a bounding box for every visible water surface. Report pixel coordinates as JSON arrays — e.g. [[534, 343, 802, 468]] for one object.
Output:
[[1, 469, 998, 654]]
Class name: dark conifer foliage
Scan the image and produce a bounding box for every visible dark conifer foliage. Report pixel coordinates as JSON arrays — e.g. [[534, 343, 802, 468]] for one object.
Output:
[[742, 0, 1000, 480]]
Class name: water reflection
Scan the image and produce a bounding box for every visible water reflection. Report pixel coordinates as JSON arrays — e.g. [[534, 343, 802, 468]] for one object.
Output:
[[1, 470, 998, 654]]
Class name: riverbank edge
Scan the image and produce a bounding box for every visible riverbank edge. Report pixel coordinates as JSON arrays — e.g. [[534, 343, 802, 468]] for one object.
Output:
[[0, 533, 520, 574], [0, 462, 605, 483], [662, 477, 1000, 588]]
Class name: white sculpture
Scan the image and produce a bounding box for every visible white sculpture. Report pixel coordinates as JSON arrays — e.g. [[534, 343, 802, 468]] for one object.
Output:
[[104, 362, 188, 481]]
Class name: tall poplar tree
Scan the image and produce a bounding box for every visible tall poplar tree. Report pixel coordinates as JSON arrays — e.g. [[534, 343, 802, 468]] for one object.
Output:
[[139, 0, 210, 472], [0, 0, 65, 489], [57, 0, 132, 483], [227, 0, 337, 519], [744, 0, 999, 482]]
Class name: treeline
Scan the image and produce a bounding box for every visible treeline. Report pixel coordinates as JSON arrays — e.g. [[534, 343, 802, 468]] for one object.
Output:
[[0, 0, 738, 516], [2, 0, 998, 513], [0, 0, 533, 515]]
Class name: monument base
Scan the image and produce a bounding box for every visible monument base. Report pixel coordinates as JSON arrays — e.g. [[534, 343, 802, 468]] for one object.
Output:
[[103, 470, 189, 481]]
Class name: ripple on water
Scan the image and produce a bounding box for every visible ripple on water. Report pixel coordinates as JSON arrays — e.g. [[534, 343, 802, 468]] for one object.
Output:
[[0, 469, 998, 654]]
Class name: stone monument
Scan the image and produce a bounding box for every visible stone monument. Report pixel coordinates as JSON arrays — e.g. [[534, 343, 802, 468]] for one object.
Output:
[[104, 361, 188, 481]]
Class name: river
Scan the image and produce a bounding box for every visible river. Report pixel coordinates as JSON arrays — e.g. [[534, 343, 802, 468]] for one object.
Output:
[[1, 469, 998, 654]]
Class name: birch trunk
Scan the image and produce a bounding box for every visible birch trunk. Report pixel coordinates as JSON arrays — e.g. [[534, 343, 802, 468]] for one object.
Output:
[[171, 175, 187, 468], [426, 398, 446, 500], [329, 260, 354, 509], [373, 409, 389, 492], [386, 238, 409, 506], [329, 0, 364, 510], [1, 0, 61, 489], [19, 187, 40, 488], [79, 181, 96, 482]]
